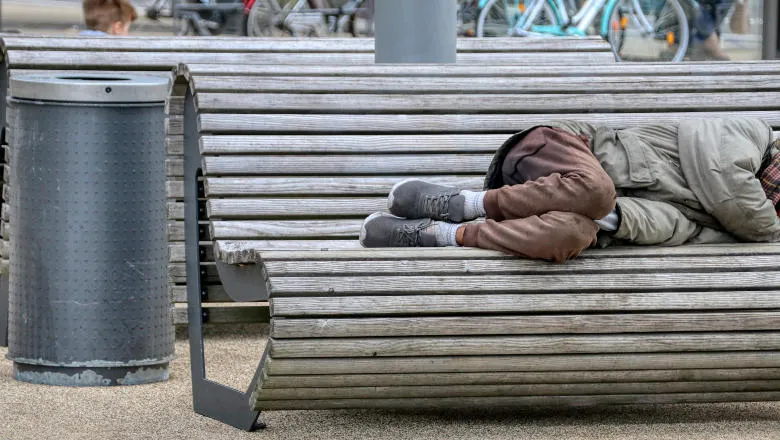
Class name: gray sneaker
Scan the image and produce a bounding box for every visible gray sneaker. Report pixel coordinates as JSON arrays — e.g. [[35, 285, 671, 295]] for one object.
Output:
[[388, 178, 466, 222], [360, 212, 438, 248]]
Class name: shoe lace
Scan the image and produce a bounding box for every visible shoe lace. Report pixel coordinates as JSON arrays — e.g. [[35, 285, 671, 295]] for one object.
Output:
[[421, 193, 452, 219], [391, 222, 426, 247]]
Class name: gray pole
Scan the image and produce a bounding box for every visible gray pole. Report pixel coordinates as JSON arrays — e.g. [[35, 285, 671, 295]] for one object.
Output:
[[763, 0, 778, 59], [374, 0, 457, 63]]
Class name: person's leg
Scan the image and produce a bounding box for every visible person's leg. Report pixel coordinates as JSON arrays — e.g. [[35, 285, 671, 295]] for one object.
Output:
[[690, 0, 733, 60], [459, 211, 599, 263], [359, 210, 598, 263], [387, 126, 616, 223]]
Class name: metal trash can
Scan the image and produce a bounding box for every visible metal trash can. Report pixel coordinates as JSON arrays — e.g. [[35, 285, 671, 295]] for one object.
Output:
[[6, 74, 174, 386]]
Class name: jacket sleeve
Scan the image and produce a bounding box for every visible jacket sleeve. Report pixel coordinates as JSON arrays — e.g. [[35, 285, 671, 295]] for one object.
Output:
[[614, 197, 701, 246]]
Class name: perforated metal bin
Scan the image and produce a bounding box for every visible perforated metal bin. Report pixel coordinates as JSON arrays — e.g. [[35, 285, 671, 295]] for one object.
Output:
[[6, 74, 174, 386]]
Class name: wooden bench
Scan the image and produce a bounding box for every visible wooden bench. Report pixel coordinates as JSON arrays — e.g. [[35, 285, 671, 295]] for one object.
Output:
[[0, 36, 612, 338], [179, 61, 780, 430]]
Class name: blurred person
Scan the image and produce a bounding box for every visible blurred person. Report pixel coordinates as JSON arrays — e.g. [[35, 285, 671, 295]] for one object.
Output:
[[360, 119, 780, 262], [689, 0, 734, 60], [81, 0, 138, 36]]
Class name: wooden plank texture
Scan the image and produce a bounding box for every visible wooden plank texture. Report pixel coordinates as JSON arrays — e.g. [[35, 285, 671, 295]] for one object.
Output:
[[197, 112, 780, 133], [205, 176, 484, 196], [6, 51, 615, 69], [268, 332, 780, 358], [199, 134, 509, 154], [183, 62, 780, 77], [261, 255, 779, 276], [260, 368, 780, 389], [195, 92, 780, 113], [271, 312, 780, 338], [264, 351, 780, 375], [266, 273, 779, 295], [2, 37, 611, 53], [252, 392, 780, 410], [202, 154, 491, 175], [191, 75, 780, 93], [207, 198, 386, 218], [255, 380, 780, 401], [270, 291, 780, 317]]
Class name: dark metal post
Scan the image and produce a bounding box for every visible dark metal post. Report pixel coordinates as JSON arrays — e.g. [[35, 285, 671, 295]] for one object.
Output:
[[374, 0, 457, 63], [763, 0, 779, 59]]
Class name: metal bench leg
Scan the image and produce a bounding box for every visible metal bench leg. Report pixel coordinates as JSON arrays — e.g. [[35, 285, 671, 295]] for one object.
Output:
[[0, 273, 7, 347], [183, 87, 263, 431], [1, 63, 10, 348]]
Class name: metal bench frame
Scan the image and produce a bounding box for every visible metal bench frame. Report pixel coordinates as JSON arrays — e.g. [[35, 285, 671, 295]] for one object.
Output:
[[183, 87, 267, 430]]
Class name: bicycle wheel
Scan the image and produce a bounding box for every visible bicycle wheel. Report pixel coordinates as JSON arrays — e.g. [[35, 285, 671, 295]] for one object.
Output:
[[603, 0, 689, 62], [248, 0, 293, 36], [477, 0, 558, 37]]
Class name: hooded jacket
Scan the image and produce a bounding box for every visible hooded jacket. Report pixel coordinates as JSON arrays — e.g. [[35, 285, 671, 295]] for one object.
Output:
[[484, 118, 780, 245]]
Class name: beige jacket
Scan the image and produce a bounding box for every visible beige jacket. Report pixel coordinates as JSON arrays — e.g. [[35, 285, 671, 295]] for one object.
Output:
[[484, 118, 780, 245]]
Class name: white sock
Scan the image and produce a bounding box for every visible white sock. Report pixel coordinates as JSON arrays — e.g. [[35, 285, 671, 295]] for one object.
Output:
[[460, 190, 487, 220], [427, 221, 460, 247]]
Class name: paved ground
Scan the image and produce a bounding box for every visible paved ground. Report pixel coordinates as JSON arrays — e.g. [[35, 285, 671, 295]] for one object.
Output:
[[1, 324, 780, 440]]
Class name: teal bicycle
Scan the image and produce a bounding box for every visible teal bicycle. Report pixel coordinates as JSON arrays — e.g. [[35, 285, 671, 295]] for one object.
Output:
[[476, 0, 690, 62]]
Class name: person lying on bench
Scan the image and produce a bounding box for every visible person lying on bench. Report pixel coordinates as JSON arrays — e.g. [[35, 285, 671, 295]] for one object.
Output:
[[360, 118, 780, 262]]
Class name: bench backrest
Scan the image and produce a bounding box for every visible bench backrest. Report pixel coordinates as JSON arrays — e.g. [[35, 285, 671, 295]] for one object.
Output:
[[181, 63, 780, 267], [0, 36, 614, 326]]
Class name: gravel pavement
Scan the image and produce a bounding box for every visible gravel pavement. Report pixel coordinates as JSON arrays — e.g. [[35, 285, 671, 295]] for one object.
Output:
[[1, 324, 779, 440]]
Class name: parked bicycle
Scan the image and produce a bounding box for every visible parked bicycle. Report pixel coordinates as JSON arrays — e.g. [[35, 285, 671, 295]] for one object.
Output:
[[475, 0, 690, 62], [147, 0, 246, 35], [245, 0, 374, 37]]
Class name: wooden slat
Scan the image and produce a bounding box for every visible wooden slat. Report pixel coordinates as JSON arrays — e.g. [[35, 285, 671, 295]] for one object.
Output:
[[6, 51, 614, 69], [215, 240, 361, 264], [211, 220, 362, 239], [271, 312, 780, 338], [266, 273, 779, 295], [166, 181, 184, 200], [255, 380, 780, 401], [2, 37, 610, 53], [268, 333, 780, 358], [207, 198, 386, 218], [199, 134, 508, 154], [262, 255, 779, 276], [192, 75, 780, 93], [260, 368, 780, 389], [170, 285, 230, 303], [257, 244, 780, 261], [172, 303, 270, 325], [195, 92, 780, 113], [168, 243, 214, 264], [205, 176, 484, 196], [270, 291, 780, 317], [183, 61, 780, 77], [202, 154, 491, 175], [264, 351, 780, 375], [253, 392, 780, 410], [166, 135, 184, 155], [168, 201, 183, 220], [197, 112, 780, 133]]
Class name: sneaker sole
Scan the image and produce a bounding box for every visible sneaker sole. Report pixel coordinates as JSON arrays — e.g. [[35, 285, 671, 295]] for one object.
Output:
[[387, 178, 425, 211]]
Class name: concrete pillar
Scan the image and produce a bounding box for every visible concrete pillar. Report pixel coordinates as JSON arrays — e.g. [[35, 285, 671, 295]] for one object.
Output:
[[374, 0, 457, 63], [763, 0, 778, 59]]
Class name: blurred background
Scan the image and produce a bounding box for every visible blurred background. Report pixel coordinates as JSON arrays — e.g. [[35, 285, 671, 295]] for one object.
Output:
[[0, 0, 771, 60]]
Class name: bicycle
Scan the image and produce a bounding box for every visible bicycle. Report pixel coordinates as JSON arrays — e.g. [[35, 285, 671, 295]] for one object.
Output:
[[246, 0, 373, 37], [476, 0, 690, 62]]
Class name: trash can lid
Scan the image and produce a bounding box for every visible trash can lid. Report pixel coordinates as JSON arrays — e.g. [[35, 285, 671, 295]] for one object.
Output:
[[9, 73, 170, 103]]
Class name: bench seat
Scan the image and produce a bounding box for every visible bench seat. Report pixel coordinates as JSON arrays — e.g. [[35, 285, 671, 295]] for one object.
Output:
[[249, 245, 780, 410]]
